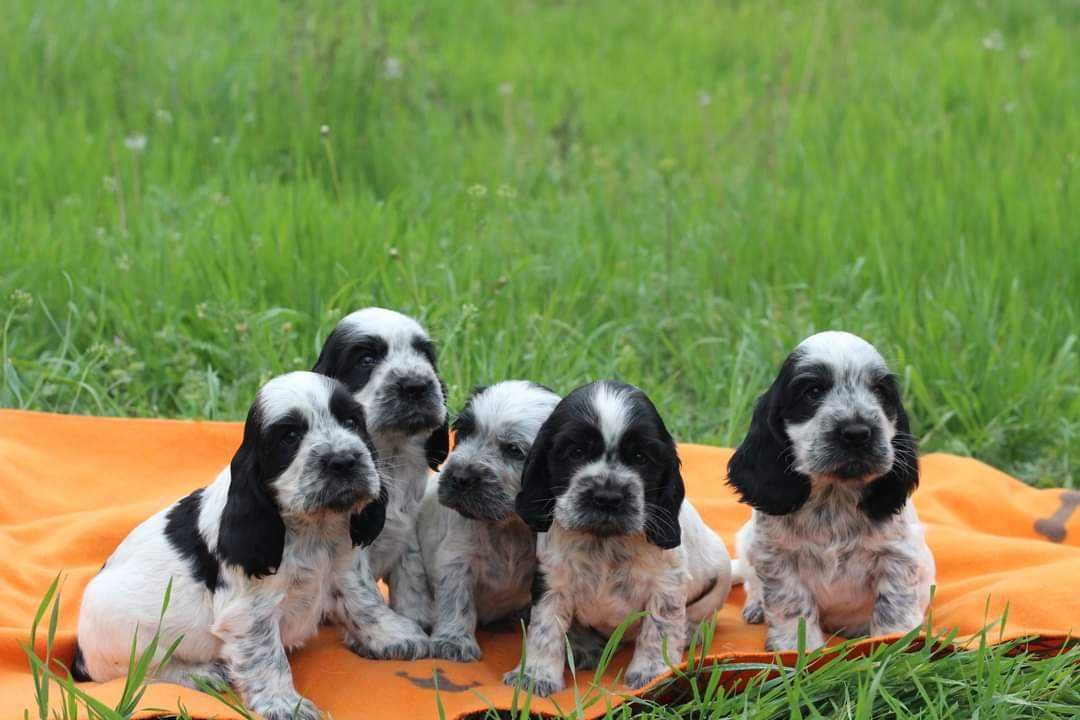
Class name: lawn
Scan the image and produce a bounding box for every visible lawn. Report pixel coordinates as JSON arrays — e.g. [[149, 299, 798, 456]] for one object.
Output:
[[2, 0, 1078, 717]]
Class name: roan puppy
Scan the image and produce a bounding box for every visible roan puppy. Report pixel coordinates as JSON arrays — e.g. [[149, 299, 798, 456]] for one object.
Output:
[[313, 307, 449, 658], [74, 372, 387, 720], [728, 331, 934, 651], [414, 381, 561, 661], [504, 381, 731, 696]]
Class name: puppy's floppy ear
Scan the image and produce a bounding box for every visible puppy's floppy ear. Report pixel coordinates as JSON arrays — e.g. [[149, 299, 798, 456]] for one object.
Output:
[[423, 377, 451, 471], [312, 327, 345, 378], [726, 378, 811, 515], [515, 418, 558, 533], [860, 398, 919, 521], [217, 407, 286, 577], [645, 440, 685, 549], [349, 486, 389, 547]]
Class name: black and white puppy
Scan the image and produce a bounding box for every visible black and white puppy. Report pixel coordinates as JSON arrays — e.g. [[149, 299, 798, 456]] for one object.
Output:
[[74, 372, 388, 720], [313, 307, 449, 658], [728, 331, 934, 651], [504, 381, 731, 696], [413, 381, 561, 662]]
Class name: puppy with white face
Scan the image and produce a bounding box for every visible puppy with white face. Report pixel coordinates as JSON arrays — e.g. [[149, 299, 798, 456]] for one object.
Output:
[[413, 381, 562, 662], [728, 331, 935, 652], [74, 372, 388, 720], [504, 381, 731, 696], [313, 307, 449, 658]]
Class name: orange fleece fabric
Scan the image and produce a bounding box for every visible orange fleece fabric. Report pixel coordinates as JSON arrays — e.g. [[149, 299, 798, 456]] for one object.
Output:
[[1, 409, 1077, 719]]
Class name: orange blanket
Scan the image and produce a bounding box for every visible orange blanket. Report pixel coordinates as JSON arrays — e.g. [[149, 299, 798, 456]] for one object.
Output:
[[1, 409, 1077, 719]]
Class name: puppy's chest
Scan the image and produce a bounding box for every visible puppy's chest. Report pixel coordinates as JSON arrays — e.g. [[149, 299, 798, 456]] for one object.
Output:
[[543, 536, 667, 636], [471, 526, 535, 622], [276, 539, 341, 648]]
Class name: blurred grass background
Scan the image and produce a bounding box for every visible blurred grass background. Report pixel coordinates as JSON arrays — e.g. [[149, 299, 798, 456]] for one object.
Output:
[[1, 0, 1076, 486]]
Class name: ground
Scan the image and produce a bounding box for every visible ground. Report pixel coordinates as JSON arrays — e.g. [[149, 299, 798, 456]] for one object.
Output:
[[2, 0, 1077, 717]]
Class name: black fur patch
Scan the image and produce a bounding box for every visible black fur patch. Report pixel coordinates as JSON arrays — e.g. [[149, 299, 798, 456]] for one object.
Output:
[[164, 489, 221, 591], [70, 642, 91, 682]]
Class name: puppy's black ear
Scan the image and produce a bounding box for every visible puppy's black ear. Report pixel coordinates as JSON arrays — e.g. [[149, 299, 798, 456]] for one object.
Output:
[[726, 378, 811, 515], [312, 327, 344, 378], [860, 400, 919, 521], [218, 408, 286, 577], [515, 419, 557, 533], [424, 419, 450, 471], [645, 445, 685, 549], [349, 486, 389, 547], [424, 377, 451, 471]]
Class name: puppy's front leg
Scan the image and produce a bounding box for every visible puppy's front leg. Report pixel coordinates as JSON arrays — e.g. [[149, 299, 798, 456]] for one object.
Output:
[[625, 573, 687, 690], [389, 532, 434, 632], [429, 550, 482, 661], [870, 549, 927, 636], [333, 552, 430, 660], [502, 589, 572, 697], [213, 592, 319, 720], [759, 566, 825, 651]]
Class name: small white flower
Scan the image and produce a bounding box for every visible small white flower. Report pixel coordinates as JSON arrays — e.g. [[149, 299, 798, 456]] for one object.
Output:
[[124, 133, 148, 153], [1018, 46, 1033, 63], [116, 254, 131, 272], [982, 30, 1005, 51], [498, 82, 514, 97], [698, 92, 712, 108], [155, 109, 173, 125], [320, 124, 330, 138], [384, 56, 403, 80], [467, 184, 488, 198], [102, 175, 118, 192], [1003, 100, 1017, 113], [496, 184, 517, 199]]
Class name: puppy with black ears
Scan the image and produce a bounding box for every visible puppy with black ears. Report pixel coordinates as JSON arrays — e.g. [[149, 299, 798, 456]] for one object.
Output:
[[313, 307, 449, 658], [75, 372, 388, 720], [504, 381, 731, 697], [413, 381, 562, 661], [728, 331, 935, 652]]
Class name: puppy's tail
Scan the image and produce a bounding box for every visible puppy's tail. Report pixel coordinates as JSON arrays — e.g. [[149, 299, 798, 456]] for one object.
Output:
[[730, 558, 749, 586]]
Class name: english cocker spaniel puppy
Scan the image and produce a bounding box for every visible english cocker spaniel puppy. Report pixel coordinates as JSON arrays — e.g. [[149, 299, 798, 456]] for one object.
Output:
[[414, 381, 561, 661], [504, 381, 731, 696], [728, 331, 935, 651], [313, 307, 449, 658], [74, 372, 388, 720]]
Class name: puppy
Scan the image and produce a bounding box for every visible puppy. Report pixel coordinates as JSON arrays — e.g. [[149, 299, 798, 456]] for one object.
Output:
[[414, 381, 561, 661], [504, 381, 731, 696], [313, 307, 449, 658], [728, 331, 934, 651], [74, 372, 388, 720]]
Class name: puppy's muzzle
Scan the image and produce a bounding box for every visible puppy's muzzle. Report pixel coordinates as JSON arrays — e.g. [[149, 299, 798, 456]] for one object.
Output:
[[438, 464, 512, 521], [572, 478, 637, 536], [317, 450, 377, 510], [824, 418, 890, 479], [377, 373, 443, 433]]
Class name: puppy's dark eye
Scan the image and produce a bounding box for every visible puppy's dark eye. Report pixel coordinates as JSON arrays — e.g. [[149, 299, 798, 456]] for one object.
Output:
[[358, 353, 379, 366], [501, 443, 526, 461], [282, 428, 303, 446], [342, 414, 362, 432], [568, 445, 587, 461], [803, 384, 826, 401], [628, 450, 649, 466]]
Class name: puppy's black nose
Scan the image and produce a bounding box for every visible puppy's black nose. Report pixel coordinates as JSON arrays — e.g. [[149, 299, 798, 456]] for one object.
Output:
[[324, 451, 361, 476], [442, 465, 486, 487], [840, 423, 873, 445], [396, 376, 433, 399], [585, 486, 627, 512]]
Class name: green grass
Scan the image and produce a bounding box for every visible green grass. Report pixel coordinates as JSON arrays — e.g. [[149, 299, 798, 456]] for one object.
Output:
[[4, 0, 1078, 717]]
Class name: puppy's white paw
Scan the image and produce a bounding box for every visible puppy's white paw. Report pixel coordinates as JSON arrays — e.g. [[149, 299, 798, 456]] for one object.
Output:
[[430, 633, 482, 662], [347, 617, 430, 660], [502, 667, 564, 697], [625, 663, 666, 691], [253, 693, 321, 720]]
